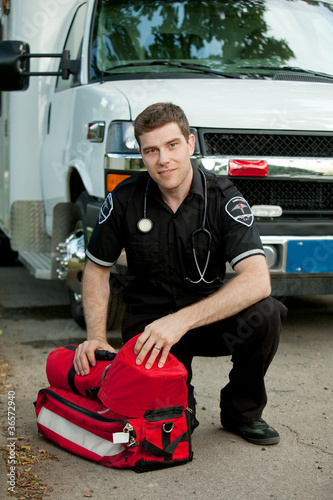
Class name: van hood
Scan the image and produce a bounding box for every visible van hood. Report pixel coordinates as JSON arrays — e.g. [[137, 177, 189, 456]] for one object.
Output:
[[108, 78, 333, 132]]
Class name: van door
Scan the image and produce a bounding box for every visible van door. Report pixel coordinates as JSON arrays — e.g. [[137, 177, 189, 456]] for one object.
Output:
[[41, 2, 88, 235]]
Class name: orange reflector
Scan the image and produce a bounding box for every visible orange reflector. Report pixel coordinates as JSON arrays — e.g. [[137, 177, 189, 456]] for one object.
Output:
[[106, 173, 131, 192], [228, 159, 268, 177]]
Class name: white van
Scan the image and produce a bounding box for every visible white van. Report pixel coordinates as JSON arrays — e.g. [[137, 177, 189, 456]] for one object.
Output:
[[1, 0, 333, 328]]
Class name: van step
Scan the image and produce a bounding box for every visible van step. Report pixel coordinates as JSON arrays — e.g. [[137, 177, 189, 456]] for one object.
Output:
[[19, 252, 52, 279]]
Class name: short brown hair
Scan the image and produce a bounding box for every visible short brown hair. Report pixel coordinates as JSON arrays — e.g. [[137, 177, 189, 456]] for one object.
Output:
[[134, 102, 190, 146]]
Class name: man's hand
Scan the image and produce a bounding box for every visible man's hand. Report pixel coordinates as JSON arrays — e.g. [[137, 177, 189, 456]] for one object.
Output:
[[74, 338, 116, 376], [134, 313, 187, 369]]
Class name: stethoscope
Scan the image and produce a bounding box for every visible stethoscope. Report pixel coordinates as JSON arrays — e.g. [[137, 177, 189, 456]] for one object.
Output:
[[137, 168, 220, 285], [137, 178, 154, 233]]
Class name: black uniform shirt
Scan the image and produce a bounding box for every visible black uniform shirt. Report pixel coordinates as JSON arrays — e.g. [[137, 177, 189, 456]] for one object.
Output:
[[87, 166, 265, 316]]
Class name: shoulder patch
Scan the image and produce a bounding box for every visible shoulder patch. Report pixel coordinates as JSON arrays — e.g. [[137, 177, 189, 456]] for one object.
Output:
[[225, 196, 254, 227], [99, 193, 113, 224]]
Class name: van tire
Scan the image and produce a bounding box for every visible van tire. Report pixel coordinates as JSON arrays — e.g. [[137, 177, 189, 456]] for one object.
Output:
[[0, 230, 19, 267], [69, 192, 125, 331], [107, 275, 126, 331]]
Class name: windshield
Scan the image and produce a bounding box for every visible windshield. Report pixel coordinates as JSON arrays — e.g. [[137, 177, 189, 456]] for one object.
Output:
[[90, 0, 333, 80]]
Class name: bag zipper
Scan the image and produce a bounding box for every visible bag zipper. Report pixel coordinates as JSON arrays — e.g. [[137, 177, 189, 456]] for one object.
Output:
[[40, 388, 128, 425]]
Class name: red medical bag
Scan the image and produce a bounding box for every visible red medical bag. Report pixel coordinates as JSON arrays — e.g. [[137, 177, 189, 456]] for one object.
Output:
[[35, 336, 193, 472]]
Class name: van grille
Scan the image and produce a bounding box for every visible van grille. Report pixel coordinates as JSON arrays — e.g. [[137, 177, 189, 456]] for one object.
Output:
[[231, 179, 333, 212], [203, 132, 333, 157]]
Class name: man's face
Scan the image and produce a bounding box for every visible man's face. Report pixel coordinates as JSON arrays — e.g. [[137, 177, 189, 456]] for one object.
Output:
[[139, 122, 195, 194]]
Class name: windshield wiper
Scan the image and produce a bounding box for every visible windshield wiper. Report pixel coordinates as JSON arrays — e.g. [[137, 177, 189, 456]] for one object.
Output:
[[105, 60, 241, 78], [237, 65, 333, 80]]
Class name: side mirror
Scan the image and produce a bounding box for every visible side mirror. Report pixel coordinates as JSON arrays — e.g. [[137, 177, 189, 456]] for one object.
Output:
[[0, 41, 77, 91], [0, 41, 30, 91]]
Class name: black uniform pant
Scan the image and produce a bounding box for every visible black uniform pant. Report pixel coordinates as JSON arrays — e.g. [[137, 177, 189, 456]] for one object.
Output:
[[122, 296, 288, 424]]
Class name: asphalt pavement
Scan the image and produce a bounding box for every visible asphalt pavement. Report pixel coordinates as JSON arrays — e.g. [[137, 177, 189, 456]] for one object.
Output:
[[0, 265, 332, 499]]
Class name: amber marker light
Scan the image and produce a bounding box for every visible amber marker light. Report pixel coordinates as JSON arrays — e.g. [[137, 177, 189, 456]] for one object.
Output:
[[106, 173, 131, 192]]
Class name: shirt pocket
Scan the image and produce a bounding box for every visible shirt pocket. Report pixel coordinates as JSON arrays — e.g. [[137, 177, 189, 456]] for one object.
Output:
[[127, 241, 160, 277]]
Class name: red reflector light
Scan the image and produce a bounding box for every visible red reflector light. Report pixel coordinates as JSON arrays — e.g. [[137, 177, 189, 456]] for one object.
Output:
[[228, 159, 268, 177]]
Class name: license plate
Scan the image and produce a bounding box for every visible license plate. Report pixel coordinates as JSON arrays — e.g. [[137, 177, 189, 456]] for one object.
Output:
[[286, 240, 333, 273]]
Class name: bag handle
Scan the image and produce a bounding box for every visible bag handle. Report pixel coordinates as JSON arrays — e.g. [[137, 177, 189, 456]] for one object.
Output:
[[142, 431, 187, 460]]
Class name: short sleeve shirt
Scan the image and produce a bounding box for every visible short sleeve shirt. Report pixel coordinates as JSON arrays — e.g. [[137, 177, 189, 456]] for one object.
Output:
[[87, 166, 265, 316]]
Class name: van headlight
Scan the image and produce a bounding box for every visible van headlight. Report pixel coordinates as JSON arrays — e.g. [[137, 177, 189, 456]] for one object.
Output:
[[106, 121, 139, 154]]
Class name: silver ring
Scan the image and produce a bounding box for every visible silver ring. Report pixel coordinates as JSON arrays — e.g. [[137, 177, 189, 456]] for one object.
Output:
[[154, 345, 162, 350]]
